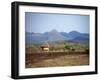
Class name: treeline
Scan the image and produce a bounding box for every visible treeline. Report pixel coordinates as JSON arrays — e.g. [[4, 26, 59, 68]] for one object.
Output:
[[26, 42, 89, 54]]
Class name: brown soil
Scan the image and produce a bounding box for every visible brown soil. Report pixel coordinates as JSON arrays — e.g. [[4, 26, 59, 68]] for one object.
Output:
[[25, 52, 89, 68]]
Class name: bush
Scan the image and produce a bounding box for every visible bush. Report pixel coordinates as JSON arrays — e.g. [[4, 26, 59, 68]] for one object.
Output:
[[71, 48, 75, 51], [85, 49, 89, 53], [65, 45, 70, 50]]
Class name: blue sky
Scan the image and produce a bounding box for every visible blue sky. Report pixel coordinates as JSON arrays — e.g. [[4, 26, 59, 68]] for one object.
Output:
[[25, 12, 90, 33]]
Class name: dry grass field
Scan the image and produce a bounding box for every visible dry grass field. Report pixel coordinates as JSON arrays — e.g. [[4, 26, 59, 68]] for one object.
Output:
[[25, 52, 89, 68]]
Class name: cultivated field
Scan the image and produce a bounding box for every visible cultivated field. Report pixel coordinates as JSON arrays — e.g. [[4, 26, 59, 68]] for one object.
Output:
[[25, 51, 89, 68]]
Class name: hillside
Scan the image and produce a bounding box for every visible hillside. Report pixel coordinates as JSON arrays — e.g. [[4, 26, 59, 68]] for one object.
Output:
[[26, 29, 89, 44]]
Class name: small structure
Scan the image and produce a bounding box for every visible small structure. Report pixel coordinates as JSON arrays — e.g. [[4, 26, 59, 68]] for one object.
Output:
[[41, 42, 49, 52]]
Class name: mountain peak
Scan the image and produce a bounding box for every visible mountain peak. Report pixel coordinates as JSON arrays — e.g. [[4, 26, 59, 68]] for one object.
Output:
[[69, 31, 80, 34], [26, 30, 89, 44], [50, 29, 58, 33]]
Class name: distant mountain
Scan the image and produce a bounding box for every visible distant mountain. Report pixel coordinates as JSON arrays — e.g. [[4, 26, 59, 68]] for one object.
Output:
[[72, 36, 89, 42], [46, 29, 67, 42], [68, 31, 89, 39], [26, 29, 89, 44], [68, 31, 81, 39], [61, 31, 89, 43], [26, 32, 47, 44], [60, 32, 69, 38]]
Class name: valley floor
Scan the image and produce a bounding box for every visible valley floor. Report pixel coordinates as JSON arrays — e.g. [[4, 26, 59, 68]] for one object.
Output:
[[25, 52, 89, 68]]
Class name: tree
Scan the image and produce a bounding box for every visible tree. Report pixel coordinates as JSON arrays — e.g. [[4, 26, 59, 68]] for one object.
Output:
[[65, 45, 70, 50]]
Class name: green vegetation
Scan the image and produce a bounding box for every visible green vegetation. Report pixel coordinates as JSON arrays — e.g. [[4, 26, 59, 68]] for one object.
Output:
[[26, 41, 89, 53]]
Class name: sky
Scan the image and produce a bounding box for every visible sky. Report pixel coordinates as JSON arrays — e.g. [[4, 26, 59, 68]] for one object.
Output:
[[25, 12, 90, 33]]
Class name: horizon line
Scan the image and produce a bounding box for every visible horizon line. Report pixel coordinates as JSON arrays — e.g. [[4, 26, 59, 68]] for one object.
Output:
[[25, 30, 89, 34]]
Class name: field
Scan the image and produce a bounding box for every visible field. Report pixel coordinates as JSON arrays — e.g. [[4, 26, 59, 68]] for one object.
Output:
[[25, 42, 89, 68], [26, 41, 89, 53], [26, 52, 89, 68]]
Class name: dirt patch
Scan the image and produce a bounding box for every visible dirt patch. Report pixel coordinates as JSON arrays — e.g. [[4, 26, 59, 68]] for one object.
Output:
[[25, 52, 89, 68]]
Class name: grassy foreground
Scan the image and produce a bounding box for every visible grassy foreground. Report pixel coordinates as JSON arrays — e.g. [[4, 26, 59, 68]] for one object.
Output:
[[25, 52, 89, 68]]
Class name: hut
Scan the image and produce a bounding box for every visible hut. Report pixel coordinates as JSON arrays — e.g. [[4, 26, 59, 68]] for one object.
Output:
[[41, 42, 49, 52]]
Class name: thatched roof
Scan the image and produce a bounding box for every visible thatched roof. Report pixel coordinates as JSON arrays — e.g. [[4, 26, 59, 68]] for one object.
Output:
[[41, 42, 49, 48]]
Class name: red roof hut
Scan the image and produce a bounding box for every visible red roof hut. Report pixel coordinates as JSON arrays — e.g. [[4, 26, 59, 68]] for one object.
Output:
[[41, 42, 49, 52]]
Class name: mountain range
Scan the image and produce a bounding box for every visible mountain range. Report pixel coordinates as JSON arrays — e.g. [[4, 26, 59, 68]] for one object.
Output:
[[26, 29, 89, 44]]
